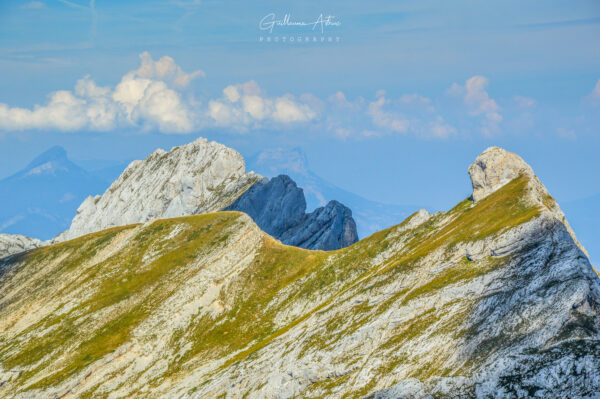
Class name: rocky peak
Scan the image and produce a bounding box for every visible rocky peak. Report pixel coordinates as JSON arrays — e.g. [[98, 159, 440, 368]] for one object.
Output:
[[280, 199, 358, 251], [468, 146, 534, 202], [469, 146, 589, 258], [225, 175, 306, 237], [55, 137, 261, 242], [226, 175, 358, 250]]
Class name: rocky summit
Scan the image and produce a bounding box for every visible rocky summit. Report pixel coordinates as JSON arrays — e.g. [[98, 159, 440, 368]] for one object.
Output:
[[55, 137, 261, 242], [53, 138, 357, 251], [226, 175, 358, 250], [0, 147, 598, 398]]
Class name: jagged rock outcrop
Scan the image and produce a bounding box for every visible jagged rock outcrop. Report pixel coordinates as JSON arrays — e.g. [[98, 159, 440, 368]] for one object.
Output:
[[55, 137, 261, 242], [0, 147, 598, 398], [279, 200, 358, 250], [469, 146, 589, 258], [248, 147, 418, 238], [0, 234, 41, 259], [468, 146, 535, 202], [225, 175, 306, 238], [225, 175, 358, 250]]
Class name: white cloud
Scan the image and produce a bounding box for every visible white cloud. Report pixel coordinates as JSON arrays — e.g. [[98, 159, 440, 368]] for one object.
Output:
[[334, 127, 352, 139], [367, 96, 410, 133], [363, 93, 454, 139], [0, 91, 87, 131], [428, 116, 456, 139], [223, 85, 241, 103], [135, 52, 204, 88], [0, 53, 197, 133], [0, 53, 314, 134], [207, 81, 317, 130], [273, 96, 315, 123], [0, 55, 534, 140], [449, 75, 502, 136]]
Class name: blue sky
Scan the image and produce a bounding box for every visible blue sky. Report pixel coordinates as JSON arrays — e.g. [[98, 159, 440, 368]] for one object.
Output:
[[0, 0, 599, 257]]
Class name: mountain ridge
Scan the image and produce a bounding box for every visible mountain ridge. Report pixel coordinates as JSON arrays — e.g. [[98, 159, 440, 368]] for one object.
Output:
[[54, 138, 359, 251], [0, 146, 597, 398]]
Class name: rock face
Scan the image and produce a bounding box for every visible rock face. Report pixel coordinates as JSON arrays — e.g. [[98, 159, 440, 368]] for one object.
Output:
[[469, 146, 589, 258], [469, 146, 534, 202], [0, 234, 42, 259], [0, 147, 598, 398], [248, 147, 418, 239], [55, 137, 261, 242], [225, 175, 358, 250]]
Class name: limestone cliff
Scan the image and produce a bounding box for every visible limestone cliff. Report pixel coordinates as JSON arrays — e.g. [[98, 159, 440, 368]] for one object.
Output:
[[55, 137, 261, 242], [225, 175, 358, 250]]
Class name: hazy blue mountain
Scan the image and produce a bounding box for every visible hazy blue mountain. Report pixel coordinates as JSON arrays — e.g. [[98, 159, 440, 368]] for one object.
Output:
[[247, 148, 421, 239], [563, 193, 600, 265], [73, 159, 130, 185], [0, 146, 109, 240]]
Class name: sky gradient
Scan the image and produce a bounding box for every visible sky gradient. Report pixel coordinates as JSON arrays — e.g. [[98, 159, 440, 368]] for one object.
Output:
[[0, 0, 599, 260]]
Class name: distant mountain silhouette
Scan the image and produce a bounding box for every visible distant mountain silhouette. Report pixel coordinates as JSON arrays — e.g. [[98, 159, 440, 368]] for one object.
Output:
[[0, 146, 109, 240]]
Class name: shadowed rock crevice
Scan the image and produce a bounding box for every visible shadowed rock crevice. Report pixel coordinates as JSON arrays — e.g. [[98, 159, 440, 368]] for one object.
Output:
[[225, 175, 358, 250]]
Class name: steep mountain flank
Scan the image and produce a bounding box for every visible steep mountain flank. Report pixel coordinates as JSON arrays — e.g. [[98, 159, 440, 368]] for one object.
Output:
[[0, 147, 598, 398], [225, 175, 358, 250], [55, 137, 261, 242], [0, 234, 41, 259]]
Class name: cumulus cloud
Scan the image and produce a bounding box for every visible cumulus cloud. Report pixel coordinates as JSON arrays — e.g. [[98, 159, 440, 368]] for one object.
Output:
[[0, 53, 197, 133], [361, 92, 454, 139], [0, 53, 319, 134], [449, 75, 502, 136], [367, 95, 410, 133], [0, 91, 88, 131], [208, 81, 317, 130], [135, 52, 205, 88], [0, 55, 527, 140]]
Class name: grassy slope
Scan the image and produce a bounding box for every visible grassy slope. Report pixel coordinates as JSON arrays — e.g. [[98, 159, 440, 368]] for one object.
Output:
[[0, 176, 544, 396]]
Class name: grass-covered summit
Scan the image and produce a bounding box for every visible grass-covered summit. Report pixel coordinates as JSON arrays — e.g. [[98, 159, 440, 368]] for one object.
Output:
[[0, 148, 598, 398]]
